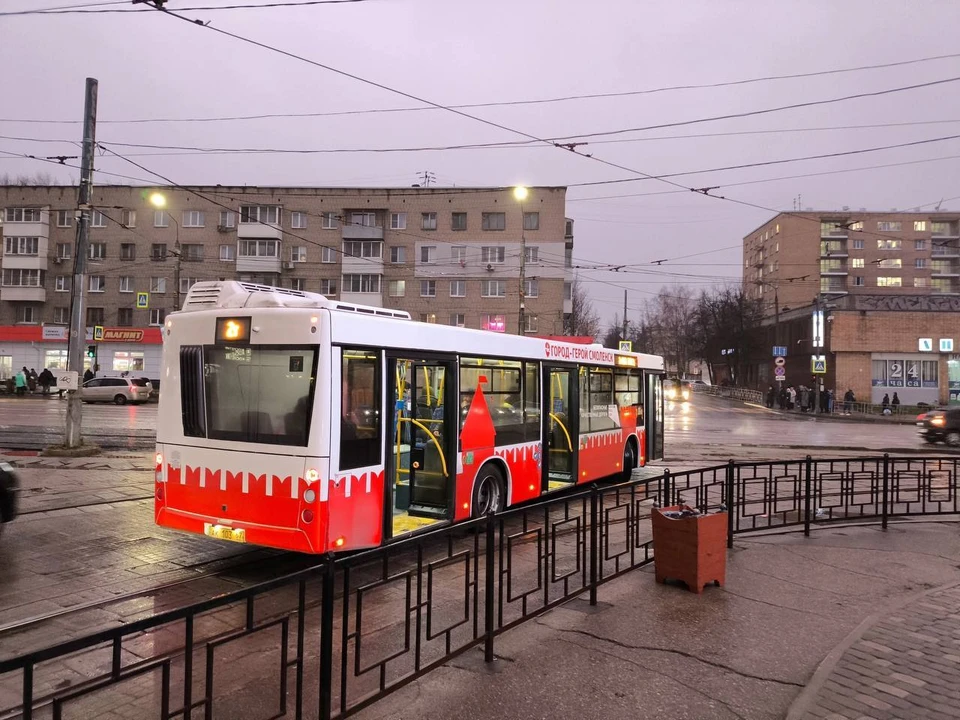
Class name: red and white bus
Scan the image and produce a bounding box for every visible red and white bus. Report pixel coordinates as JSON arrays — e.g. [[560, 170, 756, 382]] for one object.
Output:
[[155, 281, 665, 553]]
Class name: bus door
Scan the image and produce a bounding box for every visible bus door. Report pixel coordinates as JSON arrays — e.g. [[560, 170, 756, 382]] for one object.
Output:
[[386, 355, 456, 538], [542, 364, 578, 490], [645, 372, 665, 461]]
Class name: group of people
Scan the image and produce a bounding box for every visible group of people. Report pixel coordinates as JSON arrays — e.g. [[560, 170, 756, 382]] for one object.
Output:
[[11, 367, 56, 396], [765, 385, 861, 415]]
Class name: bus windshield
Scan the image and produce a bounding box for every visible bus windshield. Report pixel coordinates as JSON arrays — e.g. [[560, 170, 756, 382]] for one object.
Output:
[[200, 345, 316, 446]]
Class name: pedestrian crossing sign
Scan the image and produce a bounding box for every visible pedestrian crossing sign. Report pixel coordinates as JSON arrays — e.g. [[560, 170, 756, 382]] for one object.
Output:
[[618, 340, 632, 352], [811, 355, 826, 374], [136, 292, 149, 309], [93, 325, 104, 341]]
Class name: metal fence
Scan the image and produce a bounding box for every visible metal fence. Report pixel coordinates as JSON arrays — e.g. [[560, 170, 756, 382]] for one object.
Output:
[[690, 383, 764, 405], [2, 455, 958, 720]]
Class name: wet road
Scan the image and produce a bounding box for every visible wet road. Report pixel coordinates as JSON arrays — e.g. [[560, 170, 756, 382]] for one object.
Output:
[[0, 396, 156, 449]]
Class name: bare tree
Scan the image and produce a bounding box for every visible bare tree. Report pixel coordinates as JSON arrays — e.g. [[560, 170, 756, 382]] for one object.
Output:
[[565, 276, 601, 338]]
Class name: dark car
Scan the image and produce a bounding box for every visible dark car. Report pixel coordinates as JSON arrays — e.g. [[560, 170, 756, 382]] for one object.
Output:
[[0, 461, 19, 538], [918, 408, 960, 446]]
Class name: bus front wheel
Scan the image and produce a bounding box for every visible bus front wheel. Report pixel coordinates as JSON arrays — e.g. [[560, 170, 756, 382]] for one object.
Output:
[[472, 465, 505, 518]]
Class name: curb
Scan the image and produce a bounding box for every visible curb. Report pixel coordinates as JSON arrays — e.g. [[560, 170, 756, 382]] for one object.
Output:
[[785, 577, 960, 720]]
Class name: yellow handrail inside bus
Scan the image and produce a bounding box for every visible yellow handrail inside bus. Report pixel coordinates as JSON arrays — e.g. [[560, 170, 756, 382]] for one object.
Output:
[[397, 417, 448, 478], [422, 366, 431, 406], [549, 413, 573, 452]]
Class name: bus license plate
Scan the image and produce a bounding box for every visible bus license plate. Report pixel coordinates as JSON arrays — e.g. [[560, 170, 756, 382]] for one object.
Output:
[[204, 523, 246, 543]]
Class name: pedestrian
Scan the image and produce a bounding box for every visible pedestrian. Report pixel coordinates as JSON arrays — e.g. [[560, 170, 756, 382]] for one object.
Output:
[[881, 393, 890, 415], [843, 388, 855, 415], [892, 392, 900, 409], [766, 386, 775, 408], [800, 386, 809, 412], [27, 368, 38, 394], [38, 367, 53, 395], [827, 389, 834, 414], [14, 367, 27, 397], [820, 388, 829, 413], [788, 385, 796, 410], [778, 386, 787, 409], [83, 367, 94, 384]]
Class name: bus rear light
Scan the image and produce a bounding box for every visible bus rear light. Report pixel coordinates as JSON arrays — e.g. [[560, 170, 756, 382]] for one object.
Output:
[[156, 485, 164, 501], [306, 468, 320, 482], [462, 502, 469, 510], [301, 509, 314, 524], [303, 489, 317, 504], [334, 536, 345, 548], [529, 483, 535, 491], [155, 452, 163, 467]]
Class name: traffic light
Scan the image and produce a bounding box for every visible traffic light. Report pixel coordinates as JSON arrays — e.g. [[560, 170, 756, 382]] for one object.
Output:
[[86, 345, 96, 359]]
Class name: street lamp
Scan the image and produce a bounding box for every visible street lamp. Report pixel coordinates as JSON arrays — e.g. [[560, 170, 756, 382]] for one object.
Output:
[[513, 186, 528, 335], [149, 192, 182, 311]]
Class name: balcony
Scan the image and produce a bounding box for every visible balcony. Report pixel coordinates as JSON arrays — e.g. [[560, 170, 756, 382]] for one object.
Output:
[[0, 286, 45, 302], [2, 253, 48, 271], [932, 281, 960, 295], [342, 224, 384, 240], [820, 262, 847, 276], [931, 245, 960, 258], [931, 262, 960, 277], [819, 242, 847, 258], [236, 255, 281, 273], [237, 222, 282, 240], [820, 223, 848, 239]]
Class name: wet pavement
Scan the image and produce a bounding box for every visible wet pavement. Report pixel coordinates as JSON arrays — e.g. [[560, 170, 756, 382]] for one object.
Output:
[[0, 395, 156, 449]]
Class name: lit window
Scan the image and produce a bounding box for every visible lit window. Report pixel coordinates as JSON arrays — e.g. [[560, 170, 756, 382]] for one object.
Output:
[[877, 276, 902, 287], [420, 313, 437, 324], [388, 280, 405, 297], [481, 314, 506, 332], [877, 239, 901, 250], [914, 221, 927, 232], [878, 258, 902, 268], [851, 258, 864, 268]]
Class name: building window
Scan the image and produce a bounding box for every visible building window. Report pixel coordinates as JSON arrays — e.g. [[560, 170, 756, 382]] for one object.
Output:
[[932, 221, 955, 236], [321, 246, 337, 263], [4, 208, 42, 223], [321, 212, 338, 229], [916, 258, 927, 269], [55, 276, 70, 292], [120, 243, 136, 260], [854, 276, 865, 286], [349, 212, 376, 227], [852, 239, 864, 249], [179, 277, 198, 295], [450, 313, 465, 327], [53, 307, 69, 324], [238, 240, 279, 257], [154, 211, 168, 228], [4, 237, 39, 255], [320, 279, 336, 295], [564, 281, 572, 300], [877, 221, 902, 232], [851, 258, 865, 268], [915, 277, 929, 288], [420, 280, 436, 297], [291, 211, 307, 229], [877, 239, 901, 250], [56, 210, 72, 227], [88, 275, 105, 292], [88, 243, 106, 260], [524, 246, 539, 263], [219, 244, 236, 261], [524, 314, 538, 333], [290, 278, 306, 291], [877, 276, 902, 287], [482, 280, 506, 297], [15, 305, 36, 324], [116, 209, 135, 228], [914, 221, 927, 232], [240, 205, 281, 225], [451, 212, 467, 231], [481, 314, 506, 333], [182, 244, 204, 262], [524, 279, 539, 298], [219, 210, 235, 228], [152, 243, 167, 261], [182, 210, 205, 228], [878, 258, 902, 268], [149, 308, 166, 326], [420, 313, 437, 324], [523, 212, 539, 231], [117, 308, 133, 327], [388, 280, 405, 297], [57, 243, 72, 260], [421, 212, 437, 231], [86, 307, 104, 325], [119, 276, 133, 293], [342, 274, 381, 293], [450, 280, 466, 297], [343, 241, 382, 259], [482, 212, 506, 231], [481, 246, 505, 264], [2, 269, 41, 287], [151, 277, 167, 293], [291, 246, 307, 262], [915, 239, 927, 250], [389, 246, 406, 264], [390, 212, 407, 230], [849, 221, 863, 231], [452, 245, 466, 263], [90, 210, 107, 228], [420, 245, 436, 264]]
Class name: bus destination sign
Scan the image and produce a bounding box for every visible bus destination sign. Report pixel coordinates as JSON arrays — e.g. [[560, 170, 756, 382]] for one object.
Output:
[[544, 341, 616, 364]]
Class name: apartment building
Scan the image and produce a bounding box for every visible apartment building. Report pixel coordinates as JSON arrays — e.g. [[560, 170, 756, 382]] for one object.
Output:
[[0, 185, 574, 378], [741, 211, 960, 406]]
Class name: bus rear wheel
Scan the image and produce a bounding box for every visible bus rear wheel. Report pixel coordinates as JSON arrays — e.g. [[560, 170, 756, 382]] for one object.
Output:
[[472, 466, 505, 518], [621, 441, 636, 481]]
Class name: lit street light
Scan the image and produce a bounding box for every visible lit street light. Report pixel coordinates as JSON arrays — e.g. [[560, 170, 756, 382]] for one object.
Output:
[[149, 192, 182, 311]]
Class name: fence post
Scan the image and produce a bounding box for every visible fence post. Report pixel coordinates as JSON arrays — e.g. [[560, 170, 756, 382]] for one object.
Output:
[[882, 453, 890, 530], [22, 663, 32, 720], [803, 455, 812, 537], [318, 556, 335, 720], [484, 511, 496, 663], [589, 484, 599, 606], [661, 468, 672, 508], [726, 460, 735, 549]]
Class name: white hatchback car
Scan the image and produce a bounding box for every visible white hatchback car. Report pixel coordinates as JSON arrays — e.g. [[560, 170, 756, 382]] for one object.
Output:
[[80, 377, 152, 405]]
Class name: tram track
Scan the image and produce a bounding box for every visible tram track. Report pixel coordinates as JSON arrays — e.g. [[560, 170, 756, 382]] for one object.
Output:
[[16, 494, 154, 516]]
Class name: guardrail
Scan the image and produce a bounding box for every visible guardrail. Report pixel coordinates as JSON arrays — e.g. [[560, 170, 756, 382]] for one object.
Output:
[[690, 383, 764, 405], [2, 455, 958, 719]]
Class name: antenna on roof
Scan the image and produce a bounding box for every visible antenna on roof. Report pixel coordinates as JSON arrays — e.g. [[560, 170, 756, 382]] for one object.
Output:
[[935, 197, 944, 211]]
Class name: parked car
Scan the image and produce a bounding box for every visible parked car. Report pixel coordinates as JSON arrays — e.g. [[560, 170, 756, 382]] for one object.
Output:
[[0, 461, 19, 539], [80, 377, 151, 405], [917, 408, 960, 446]]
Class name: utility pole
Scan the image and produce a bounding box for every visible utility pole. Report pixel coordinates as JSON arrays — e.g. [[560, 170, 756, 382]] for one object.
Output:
[[621, 290, 628, 341], [813, 293, 822, 414], [64, 77, 98, 448], [517, 204, 526, 336]]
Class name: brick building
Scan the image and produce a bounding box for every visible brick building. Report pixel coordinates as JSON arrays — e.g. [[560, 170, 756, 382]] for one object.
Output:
[[0, 185, 574, 378], [742, 211, 960, 406]]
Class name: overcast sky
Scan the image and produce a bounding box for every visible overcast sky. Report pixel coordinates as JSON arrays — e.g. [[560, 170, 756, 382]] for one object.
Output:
[[2, 0, 959, 324]]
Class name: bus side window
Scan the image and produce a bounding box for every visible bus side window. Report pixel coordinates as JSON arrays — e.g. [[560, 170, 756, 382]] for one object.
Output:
[[340, 349, 381, 471], [523, 362, 540, 441]]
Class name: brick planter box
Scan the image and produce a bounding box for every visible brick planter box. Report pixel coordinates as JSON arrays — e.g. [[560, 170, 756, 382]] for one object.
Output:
[[651, 506, 727, 593]]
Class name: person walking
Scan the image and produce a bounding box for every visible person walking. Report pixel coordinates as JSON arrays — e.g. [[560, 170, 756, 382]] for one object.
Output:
[[881, 393, 890, 414], [83, 367, 94, 384], [843, 388, 855, 415], [891, 392, 901, 410], [788, 385, 797, 410], [14, 367, 27, 397], [38, 368, 53, 395]]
